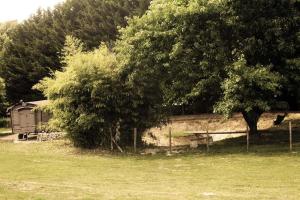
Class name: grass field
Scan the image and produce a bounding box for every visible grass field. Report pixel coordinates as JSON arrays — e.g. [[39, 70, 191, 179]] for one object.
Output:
[[0, 127, 11, 133], [1, 132, 300, 200], [0, 128, 12, 137]]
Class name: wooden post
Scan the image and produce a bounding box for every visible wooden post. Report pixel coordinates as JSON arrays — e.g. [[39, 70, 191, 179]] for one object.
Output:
[[134, 128, 137, 153], [111, 137, 123, 153], [169, 127, 172, 154], [10, 110, 14, 134], [289, 121, 292, 151], [206, 130, 210, 153], [110, 128, 113, 151], [246, 125, 249, 152], [206, 131, 209, 152]]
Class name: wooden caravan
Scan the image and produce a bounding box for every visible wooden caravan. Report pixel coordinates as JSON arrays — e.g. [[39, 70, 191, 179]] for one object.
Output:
[[7, 100, 51, 139]]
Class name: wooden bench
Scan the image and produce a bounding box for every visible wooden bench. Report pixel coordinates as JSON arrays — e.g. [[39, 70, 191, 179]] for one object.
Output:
[[185, 130, 248, 151]]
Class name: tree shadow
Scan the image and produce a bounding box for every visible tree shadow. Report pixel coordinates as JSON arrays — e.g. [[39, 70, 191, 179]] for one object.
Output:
[[196, 119, 300, 157], [137, 118, 300, 159]]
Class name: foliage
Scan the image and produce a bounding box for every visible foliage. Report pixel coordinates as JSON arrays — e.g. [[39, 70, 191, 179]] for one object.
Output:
[[36, 35, 167, 148], [1, 10, 63, 102], [116, 0, 299, 135], [0, 21, 17, 67], [227, 0, 300, 110], [214, 56, 282, 117], [1, 0, 299, 146], [214, 56, 282, 134], [0, 117, 10, 128], [116, 0, 231, 114], [1, 0, 151, 103], [216, 0, 300, 134], [0, 22, 17, 115], [0, 78, 8, 116], [35, 37, 120, 148]]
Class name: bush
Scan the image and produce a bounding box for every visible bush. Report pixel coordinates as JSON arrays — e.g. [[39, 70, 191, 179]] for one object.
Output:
[[35, 37, 119, 148], [35, 36, 166, 149], [0, 78, 8, 116], [0, 118, 10, 128]]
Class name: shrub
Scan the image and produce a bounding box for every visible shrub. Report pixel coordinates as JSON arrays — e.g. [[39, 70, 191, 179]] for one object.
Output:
[[35, 36, 167, 149], [0, 118, 10, 128], [35, 37, 119, 148]]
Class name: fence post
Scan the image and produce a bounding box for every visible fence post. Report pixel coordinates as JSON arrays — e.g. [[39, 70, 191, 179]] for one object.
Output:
[[246, 125, 249, 152], [206, 124, 209, 153], [110, 128, 113, 151], [289, 121, 293, 152], [134, 128, 137, 153], [169, 127, 172, 154]]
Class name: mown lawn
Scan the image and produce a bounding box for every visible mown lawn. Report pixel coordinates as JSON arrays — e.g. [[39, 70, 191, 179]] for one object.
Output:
[[0, 128, 12, 138], [0, 136, 300, 200], [0, 128, 11, 133]]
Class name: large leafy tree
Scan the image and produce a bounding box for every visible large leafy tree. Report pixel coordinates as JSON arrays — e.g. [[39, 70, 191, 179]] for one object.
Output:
[[1, 0, 151, 103], [214, 56, 282, 134], [116, 0, 300, 135], [216, 0, 300, 134], [116, 0, 231, 114]]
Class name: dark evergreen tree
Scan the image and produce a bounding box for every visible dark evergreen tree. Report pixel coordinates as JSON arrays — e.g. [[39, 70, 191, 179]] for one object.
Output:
[[0, 0, 151, 103]]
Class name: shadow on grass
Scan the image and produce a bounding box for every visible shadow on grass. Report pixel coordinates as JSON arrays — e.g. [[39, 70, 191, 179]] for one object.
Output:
[[182, 131, 300, 157], [136, 130, 300, 159], [11, 118, 298, 160], [0, 132, 13, 138], [64, 128, 300, 160]]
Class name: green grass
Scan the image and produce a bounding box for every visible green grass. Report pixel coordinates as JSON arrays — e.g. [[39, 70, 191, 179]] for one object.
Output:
[[0, 134, 300, 200], [172, 131, 187, 138], [0, 128, 12, 136]]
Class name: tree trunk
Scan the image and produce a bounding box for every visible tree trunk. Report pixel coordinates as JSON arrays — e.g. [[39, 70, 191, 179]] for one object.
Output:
[[242, 110, 263, 136]]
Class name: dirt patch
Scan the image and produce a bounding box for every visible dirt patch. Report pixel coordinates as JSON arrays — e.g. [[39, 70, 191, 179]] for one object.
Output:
[[144, 112, 292, 146]]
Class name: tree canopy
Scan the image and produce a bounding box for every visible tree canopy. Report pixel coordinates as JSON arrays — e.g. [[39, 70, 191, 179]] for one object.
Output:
[[227, 0, 300, 110], [116, 0, 232, 114], [0, 21, 17, 73], [115, 0, 300, 135], [0, 0, 151, 103], [0, 78, 7, 116], [218, 0, 300, 133], [2, 0, 299, 148], [214, 56, 282, 134]]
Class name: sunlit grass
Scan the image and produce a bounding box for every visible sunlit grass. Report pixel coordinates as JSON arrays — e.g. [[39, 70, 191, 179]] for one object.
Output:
[[0, 136, 300, 200], [0, 128, 12, 136]]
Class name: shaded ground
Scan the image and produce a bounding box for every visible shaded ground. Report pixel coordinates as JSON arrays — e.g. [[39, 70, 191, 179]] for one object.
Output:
[[144, 112, 299, 147], [0, 133, 17, 142], [0, 133, 38, 143]]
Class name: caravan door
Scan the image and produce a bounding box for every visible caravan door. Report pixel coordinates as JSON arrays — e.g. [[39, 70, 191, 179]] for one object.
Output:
[[18, 108, 36, 134]]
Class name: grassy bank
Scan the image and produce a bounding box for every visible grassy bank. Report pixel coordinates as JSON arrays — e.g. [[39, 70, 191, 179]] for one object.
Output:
[[0, 137, 300, 200]]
